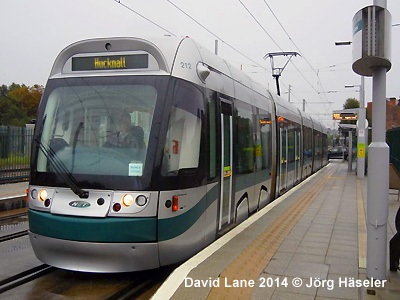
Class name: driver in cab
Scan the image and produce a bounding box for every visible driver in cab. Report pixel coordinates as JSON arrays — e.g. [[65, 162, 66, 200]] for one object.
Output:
[[104, 112, 144, 149]]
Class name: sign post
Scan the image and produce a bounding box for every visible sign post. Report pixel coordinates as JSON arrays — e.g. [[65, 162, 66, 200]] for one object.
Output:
[[352, 1, 391, 280], [337, 123, 357, 172], [333, 109, 357, 173]]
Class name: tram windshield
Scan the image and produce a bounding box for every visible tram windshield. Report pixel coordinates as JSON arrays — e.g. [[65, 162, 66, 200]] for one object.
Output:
[[32, 76, 168, 190]]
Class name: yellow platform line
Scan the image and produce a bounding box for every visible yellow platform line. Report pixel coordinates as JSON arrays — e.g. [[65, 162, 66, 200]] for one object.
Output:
[[0, 207, 27, 218], [206, 165, 338, 300], [357, 179, 367, 269]]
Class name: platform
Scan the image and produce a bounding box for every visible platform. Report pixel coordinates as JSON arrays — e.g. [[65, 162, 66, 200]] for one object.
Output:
[[153, 160, 400, 300], [0, 182, 28, 215]]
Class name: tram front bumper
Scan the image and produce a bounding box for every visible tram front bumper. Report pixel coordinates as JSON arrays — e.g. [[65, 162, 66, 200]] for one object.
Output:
[[29, 232, 160, 273]]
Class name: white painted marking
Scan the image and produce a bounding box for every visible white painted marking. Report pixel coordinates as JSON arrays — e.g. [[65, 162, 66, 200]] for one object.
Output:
[[0, 194, 26, 201], [151, 166, 329, 300]]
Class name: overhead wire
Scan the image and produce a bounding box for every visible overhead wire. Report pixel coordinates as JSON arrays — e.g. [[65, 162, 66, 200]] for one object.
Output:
[[166, 0, 270, 73], [238, 2, 316, 90], [167, 0, 320, 116], [261, 0, 334, 112], [237, 1, 324, 116], [113, 0, 272, 87], [238, 0, 332, 120], [113, 0, 325, 119], [113, 0, 177, 37], [238, 0, 334, 117]]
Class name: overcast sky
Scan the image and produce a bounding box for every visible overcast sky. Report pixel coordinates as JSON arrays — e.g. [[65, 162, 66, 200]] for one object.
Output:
[[1, 0, 399, 128]]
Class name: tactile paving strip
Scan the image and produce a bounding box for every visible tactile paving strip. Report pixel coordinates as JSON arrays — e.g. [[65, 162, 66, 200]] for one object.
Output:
[[206, 165, 338, 300]]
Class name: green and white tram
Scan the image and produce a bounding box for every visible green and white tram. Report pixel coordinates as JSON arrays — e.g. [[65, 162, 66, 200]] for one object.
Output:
[[28, 37, 327, 272]]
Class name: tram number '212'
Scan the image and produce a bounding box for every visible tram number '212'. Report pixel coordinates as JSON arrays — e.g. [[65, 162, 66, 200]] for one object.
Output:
[[180, 62, 192, 69]]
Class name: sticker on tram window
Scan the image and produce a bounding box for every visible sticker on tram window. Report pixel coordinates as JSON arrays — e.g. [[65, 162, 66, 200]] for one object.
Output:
[[255, 144, 262, 157], [223, 166, 231, 177], [129, 163, 143, 176], [72, 54, 149, 71]]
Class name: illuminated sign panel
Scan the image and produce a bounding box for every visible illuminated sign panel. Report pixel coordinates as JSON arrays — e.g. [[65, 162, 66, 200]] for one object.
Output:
[[259, 118, 271, 125], [333, 112, 358, 120], [72, 54, 149, 71]]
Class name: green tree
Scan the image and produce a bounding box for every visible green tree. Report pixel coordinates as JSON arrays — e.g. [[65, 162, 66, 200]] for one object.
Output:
[[0, 83, 43, 126], [343, 98, 360, 109], [340, 98, 360, 126], [338, 98, 360, 143]]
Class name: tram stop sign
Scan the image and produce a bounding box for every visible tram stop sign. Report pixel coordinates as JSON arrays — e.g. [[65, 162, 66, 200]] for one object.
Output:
[[333, 109, 358, 121]]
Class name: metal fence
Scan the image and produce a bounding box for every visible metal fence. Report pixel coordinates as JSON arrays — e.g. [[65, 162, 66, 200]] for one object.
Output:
[[387, 127, 400, 172], [0, 125, 34, 184]]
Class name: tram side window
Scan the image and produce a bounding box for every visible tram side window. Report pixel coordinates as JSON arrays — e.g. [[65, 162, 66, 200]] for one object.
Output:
[[236, 103, 254, 174], [304, 126, 313, 164], [288, 125, 295, 164], [162, 81, 204, 176], [256, 109, 272, 171], [207, 92, 218, 180], [322, 133, 327, 159], [314, 131, 321, 160]]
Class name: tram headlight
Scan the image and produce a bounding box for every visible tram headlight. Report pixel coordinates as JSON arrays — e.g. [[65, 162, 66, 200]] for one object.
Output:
[[121, 194, 134, 207], [38, 189, 48, 202], [136, 195, 148, 207], [30, 189, 38, 200]]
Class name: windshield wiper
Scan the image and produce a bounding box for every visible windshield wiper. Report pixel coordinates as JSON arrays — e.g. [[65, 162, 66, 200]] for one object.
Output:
[[71, 122, 83, 173], [36, 137, 89, 199]]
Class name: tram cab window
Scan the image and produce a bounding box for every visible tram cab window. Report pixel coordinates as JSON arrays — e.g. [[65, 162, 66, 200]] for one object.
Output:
[[162, 81, 204, 176], [36, 80, 157, 177]]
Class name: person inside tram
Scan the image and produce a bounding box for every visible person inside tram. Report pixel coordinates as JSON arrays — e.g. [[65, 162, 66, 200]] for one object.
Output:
[[104, 112, 145, 150]]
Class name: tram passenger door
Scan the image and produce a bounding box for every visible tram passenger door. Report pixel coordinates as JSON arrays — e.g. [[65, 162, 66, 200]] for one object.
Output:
[[279, 128, 287, 193], [295, 131, 301, 183], [218, 101, 234, 230]]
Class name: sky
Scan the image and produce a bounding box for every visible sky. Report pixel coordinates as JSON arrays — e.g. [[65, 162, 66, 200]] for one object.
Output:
[[1, 0, 399, 129]]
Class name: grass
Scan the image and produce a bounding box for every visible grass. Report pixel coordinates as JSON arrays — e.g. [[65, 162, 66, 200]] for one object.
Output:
[[0, 153, 30, 169]]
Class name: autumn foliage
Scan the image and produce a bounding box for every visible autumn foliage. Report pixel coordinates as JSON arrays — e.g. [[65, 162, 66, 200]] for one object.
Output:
[[0, 83, 43, 126]]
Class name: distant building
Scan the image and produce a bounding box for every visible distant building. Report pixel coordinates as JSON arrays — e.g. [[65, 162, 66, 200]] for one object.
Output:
[[367, 97, 400, 130]]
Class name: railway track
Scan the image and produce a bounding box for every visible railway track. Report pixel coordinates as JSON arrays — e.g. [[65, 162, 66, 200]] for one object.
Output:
[[105, 266, 173, 300], [105, 277, 156, 300], [0, 207, 29, 243], [0, 264, 55, 295], [0, 263, 172, 299], [0, 211, 28, 222], [0, 230, 29, 243]]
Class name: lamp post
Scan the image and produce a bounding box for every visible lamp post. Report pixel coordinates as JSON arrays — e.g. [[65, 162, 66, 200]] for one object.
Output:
[[335, 40, 367, 178], [345, 78, 366, 179], [352, 0, 391, 280]]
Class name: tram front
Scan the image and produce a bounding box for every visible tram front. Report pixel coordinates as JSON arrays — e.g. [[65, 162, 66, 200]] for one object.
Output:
[[27, 37, 203, 272]]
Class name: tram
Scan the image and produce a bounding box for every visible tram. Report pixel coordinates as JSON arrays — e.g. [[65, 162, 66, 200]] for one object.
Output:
[[28, 37, 328, 272]]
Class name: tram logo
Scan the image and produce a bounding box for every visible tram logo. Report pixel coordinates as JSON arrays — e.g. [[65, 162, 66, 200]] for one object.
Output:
[[69, 201, 91, 208]]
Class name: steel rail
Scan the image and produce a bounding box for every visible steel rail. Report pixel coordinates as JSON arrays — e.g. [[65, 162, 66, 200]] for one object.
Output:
[[106, 278, 155, 300], [0, 212, 28, 222], [106, 266, 173, 300], [0, 230, 28, 243], [0, 264, 56, 295]]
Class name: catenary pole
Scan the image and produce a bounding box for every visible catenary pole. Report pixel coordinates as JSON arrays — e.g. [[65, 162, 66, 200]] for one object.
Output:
[[367, 0, 389, 280], [357, 76, 366, 179], [348, 131, 352, 172]]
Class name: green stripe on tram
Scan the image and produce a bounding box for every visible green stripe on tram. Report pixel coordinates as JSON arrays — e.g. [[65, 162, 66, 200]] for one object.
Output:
[[158, 184, 219, 241], [29, 209, 157, 242]]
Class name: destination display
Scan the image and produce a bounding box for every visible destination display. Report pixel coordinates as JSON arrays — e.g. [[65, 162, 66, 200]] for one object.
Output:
[[333, 112, 358, 120], [72, 54, 149, 71]]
